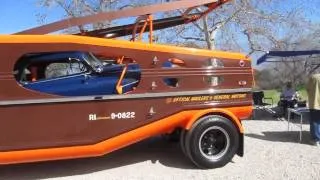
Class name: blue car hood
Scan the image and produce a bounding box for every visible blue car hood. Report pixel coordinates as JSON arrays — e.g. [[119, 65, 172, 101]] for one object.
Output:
[[100, 64, 140, 74]]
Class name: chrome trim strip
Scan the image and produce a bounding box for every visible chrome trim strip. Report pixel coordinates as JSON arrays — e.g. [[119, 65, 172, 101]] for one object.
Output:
[[26, 73, 86, 84], [122, 80, 139, 87], [185, 100, 253, 108], [0, 88, 252, 106], [142, 73, 253, 77]]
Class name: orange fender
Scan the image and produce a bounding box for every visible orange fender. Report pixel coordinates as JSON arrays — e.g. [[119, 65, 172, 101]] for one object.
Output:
[[184, 106, 252, 133]]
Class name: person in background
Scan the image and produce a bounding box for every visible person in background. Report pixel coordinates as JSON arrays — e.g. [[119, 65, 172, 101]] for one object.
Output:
[[307, 74, 320, 146], [278, 82, 300, 116]]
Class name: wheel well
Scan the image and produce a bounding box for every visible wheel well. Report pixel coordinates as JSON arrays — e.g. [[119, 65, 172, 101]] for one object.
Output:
[[196, 112, 241, 132]]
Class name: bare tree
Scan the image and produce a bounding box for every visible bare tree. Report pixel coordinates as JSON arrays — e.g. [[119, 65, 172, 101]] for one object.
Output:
[[37, 0, 319, 51], [158, 0, 319, 61], [36, 0, 150, 32], [267, 26, 320, 87]]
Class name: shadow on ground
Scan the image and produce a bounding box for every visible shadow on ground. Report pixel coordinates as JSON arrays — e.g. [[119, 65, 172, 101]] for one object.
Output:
[[245, 131, 312, 145], [250, 108, 310, 124], [0, 137, 195, 180], [250, 108, 280, 121]]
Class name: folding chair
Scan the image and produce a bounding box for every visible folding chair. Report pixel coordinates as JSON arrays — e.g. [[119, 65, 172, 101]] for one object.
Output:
[[252, 90, 275, 119]]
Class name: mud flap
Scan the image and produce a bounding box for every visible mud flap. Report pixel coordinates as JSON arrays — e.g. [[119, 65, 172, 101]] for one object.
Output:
[[237, 133, 244, 157]]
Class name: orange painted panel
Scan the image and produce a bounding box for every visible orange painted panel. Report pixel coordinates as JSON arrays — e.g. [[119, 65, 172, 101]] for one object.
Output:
[[0, 106, 251, 165]]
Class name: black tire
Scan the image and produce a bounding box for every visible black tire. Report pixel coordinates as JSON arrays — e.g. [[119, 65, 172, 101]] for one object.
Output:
[[180, 129, 187, 157], [184, 115, 239, 169]]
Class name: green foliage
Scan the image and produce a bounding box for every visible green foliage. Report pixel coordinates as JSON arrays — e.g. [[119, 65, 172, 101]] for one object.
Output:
[[298, 88, 308, 101], [263, 89, 281, 104], [263, 88, 308, 104]]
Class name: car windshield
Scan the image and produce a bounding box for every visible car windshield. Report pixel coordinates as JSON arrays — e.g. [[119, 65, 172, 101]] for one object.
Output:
[[83, 53, 103, 72]]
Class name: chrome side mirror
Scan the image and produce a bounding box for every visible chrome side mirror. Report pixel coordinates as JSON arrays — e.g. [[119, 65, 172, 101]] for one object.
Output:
[[95, 66, 103, 73]]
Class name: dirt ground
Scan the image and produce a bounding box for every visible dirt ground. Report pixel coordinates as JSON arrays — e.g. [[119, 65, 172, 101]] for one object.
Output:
[[0, 109, 319, 180]]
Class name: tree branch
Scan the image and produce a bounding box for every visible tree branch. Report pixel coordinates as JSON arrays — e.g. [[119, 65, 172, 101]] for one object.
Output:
[[209, 8, 241, 33], [180, 35, 205, 41], [177, 9, 204, 31]]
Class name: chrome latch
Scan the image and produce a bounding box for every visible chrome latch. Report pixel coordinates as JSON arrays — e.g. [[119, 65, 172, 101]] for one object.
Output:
[[152, 56, 159, 65], [239, 80, 247, 86], [151, 81, 157, 90], [148, 107, 156, 118]]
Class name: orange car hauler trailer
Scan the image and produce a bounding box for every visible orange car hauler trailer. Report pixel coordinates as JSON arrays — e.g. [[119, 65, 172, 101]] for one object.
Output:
[[0, 0, 253, 168]]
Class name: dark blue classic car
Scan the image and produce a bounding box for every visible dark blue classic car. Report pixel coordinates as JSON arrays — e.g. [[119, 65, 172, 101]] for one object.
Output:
[[14, 51, 141, 96]]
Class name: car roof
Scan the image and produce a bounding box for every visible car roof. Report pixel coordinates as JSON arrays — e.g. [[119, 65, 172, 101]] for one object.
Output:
[[23, 51, 86, 63]]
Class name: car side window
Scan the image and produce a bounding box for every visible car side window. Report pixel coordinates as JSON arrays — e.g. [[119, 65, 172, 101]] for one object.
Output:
[[16, 59, 88, 83], [45, 62, 87, 79]]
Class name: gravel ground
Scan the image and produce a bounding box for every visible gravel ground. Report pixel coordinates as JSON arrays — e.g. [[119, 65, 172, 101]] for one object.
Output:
[[0, 110, 319, 180]]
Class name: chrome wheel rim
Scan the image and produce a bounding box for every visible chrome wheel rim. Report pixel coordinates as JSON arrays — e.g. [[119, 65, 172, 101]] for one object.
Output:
[[198, 126, 230, 160]]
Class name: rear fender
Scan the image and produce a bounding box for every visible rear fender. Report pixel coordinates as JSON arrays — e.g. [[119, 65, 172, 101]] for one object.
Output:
[[184, 108, 244, 133]]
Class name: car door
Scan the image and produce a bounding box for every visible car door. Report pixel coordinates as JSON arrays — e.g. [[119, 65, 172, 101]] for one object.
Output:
[[84, 63, 141, 95], [81, 64, 124, 95]]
